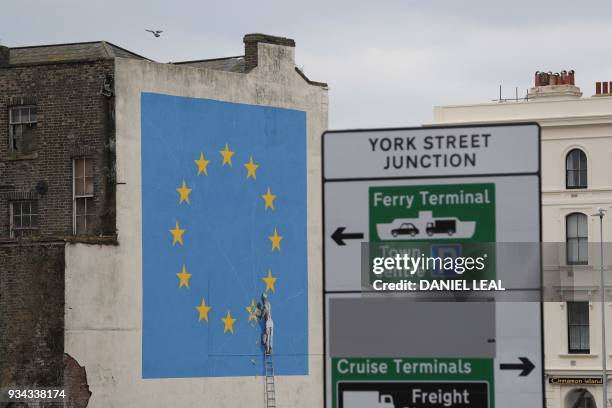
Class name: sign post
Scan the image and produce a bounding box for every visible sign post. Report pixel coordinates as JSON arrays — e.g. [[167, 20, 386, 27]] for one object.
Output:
[[322, 124, 542, 408]]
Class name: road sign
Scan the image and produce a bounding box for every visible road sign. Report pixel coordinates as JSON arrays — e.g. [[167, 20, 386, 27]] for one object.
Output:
[[322, 124, 542, 408]]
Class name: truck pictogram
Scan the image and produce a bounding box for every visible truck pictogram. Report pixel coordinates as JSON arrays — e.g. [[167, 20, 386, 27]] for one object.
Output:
[[376, 211, 475, 241], [343, 391, 395, 408]]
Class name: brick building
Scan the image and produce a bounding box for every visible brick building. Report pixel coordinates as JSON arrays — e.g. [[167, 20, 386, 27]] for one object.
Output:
[[0, 34, 328, 407], [0, 42, 145, 401]]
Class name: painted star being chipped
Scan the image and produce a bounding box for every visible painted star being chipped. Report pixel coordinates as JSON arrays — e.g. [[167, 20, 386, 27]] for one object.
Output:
[[268, 228, 282, 251], [263, 270, 278, 293], [220, 143, 235, 166], [195, 298, 212, 322], [194, 152, 210, 175], [176, 180, 192, 204], [169, 221, 185, 246], [246, 299, 257, 322], [261, 187, 276, 210], [176, 264, 192, 288], [244, 156, 259, 179], [221, 310, 237, 334]]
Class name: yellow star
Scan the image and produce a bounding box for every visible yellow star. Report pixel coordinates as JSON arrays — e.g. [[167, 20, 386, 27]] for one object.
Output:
[[176, 265, 192, 288], [246, 299, 257, 322], [263, 270, 278, 293], [268, 228, 282, 251], [194, 152, 210, 176], [261, 187, 276, 210], [244, 156, 259, 179], [221, 310, 237, 334], [220, 143, 235, 166], [195, 298, 212, 322], [169, 221, 185, 246], [176, 180, 192, 205]]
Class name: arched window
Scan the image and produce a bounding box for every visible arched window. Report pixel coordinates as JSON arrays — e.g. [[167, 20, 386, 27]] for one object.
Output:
[[564, 388, 596, 408], [566, 213, 587, 265], [566, 149, 587, 189]]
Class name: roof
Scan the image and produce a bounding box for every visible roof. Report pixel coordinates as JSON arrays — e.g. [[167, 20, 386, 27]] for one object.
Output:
[[5, 39, 328, 87], [8, 41, 147, 65], [172, 57, 328, 87], [172, 56, 246, 73]]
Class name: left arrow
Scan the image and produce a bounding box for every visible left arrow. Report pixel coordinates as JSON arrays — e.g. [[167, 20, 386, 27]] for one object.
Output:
[[499, 357, 535, 377], [331, 227, 364, 246]]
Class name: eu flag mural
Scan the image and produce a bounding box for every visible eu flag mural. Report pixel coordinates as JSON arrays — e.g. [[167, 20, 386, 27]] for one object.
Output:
[[141, 93, 308, 378]]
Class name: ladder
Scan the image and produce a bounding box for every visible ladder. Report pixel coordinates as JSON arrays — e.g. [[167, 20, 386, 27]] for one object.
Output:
[[264, 353, 276, 408]]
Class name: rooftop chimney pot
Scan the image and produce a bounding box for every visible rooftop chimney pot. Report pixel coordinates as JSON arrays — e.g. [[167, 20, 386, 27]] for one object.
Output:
[[529, 69, 581, 99], [0, 46, 9, 67]]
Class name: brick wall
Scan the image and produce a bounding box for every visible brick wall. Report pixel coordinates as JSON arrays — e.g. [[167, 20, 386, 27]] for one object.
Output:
[[0, 243, 65, 388], [0, 60, 116, 242], [0, 59, 117, 406]]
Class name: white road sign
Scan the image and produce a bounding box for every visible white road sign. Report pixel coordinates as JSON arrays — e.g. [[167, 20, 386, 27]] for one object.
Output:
[[322, 123, 542, 408]]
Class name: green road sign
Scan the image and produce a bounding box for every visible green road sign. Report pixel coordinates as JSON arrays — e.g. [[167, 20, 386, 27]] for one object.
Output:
[[369, 183, 495, 243], [367, 183, 496, 283], [332, 357, 494, 408]]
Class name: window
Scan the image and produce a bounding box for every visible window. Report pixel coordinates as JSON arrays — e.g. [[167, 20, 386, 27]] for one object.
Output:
[[9, 105, 37, 154], [566, 213, 588, 265], [566, 149, 587, 189], [73, 158, 94, 235], [9, 200, 38, 238], [567, 301, 590, 354]]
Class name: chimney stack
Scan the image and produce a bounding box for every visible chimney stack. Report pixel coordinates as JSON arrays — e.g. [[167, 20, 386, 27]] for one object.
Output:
[[243, 33, 295, 72], [594, 81, 612, 96], [528, 69, 581, 100], [0, 46, 9, 67]]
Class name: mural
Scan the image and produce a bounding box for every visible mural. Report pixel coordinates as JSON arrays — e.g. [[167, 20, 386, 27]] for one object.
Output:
[[141, 93, 308, 378]]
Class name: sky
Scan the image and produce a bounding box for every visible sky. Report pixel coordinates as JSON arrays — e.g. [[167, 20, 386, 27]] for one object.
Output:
[[2, 0, 612, 129]]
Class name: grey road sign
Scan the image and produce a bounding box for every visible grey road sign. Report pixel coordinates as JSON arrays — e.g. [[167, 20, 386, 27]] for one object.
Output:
[[322, 123, 542, 408]]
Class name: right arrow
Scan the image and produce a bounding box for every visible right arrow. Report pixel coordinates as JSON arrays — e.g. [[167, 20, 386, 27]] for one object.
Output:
[[499, 357, 535, 377], [331, 227, 364, 246]]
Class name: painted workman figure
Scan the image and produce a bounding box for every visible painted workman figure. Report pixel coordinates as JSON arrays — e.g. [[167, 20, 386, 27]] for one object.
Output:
[[256, 293, 273, 355]]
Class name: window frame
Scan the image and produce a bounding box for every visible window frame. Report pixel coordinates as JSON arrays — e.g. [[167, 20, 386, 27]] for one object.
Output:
[[566, 212, 588, 265], [566, 148, 587, 189], [9, 200, 39, 238], [72, 157, 95, 235], [567, 301, 590, 354], [8, 105, 38, 154]]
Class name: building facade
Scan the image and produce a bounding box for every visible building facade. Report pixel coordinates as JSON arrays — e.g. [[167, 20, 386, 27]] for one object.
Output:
[[434, 74, 612, 408], [0, 34, 328, 407], [0, 42, 139, 400]]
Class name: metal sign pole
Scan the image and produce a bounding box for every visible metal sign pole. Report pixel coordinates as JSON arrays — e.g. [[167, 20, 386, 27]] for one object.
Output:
[[593, 208, 607, 408]]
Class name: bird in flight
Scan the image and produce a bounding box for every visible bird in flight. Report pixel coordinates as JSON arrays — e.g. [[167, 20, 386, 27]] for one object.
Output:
[[145, 29, 163, 38]]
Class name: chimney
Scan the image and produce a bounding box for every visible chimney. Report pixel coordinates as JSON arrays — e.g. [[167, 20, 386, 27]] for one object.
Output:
[[243, 33, 295, 71], [0, 46, 9, 67], [528, 69, 582, 100], [594, 81, 612, 96]]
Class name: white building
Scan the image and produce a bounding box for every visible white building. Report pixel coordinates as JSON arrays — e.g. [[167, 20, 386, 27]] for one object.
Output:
[[434, 74, 612, 408], [64, 34, 328, 407]]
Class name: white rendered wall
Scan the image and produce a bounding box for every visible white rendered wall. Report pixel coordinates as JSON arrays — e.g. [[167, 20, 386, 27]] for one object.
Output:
[[434, 95, 612, 408], [65, 42, 328, 407]]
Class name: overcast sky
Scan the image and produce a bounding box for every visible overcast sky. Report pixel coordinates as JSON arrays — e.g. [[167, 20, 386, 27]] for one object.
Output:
[[3, 0, 612, 129]]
